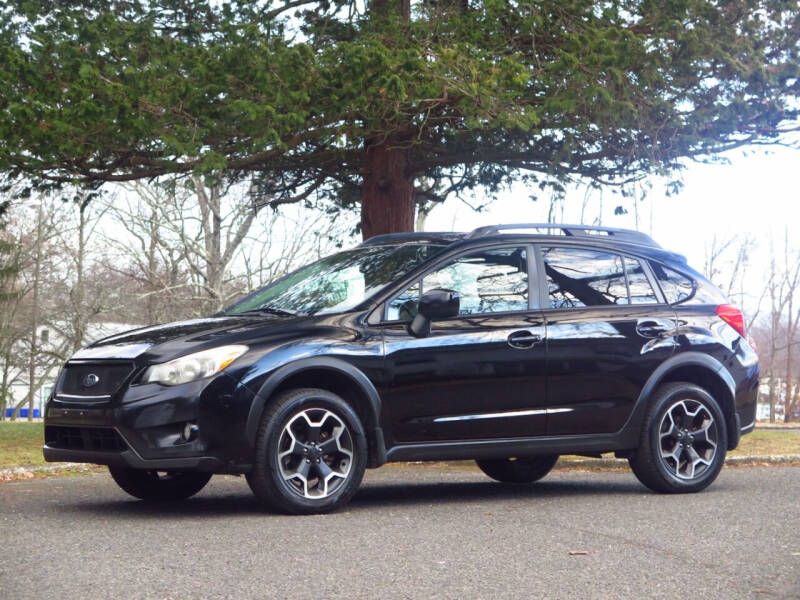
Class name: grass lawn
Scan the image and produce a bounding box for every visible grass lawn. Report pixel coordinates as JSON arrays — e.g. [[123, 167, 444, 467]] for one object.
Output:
[[728, 429, 800, 457], [0, 421, 798, 470], [0, 422, 46, 469]]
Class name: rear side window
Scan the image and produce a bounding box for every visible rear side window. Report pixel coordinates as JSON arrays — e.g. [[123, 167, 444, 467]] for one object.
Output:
[[542, 247, 628, 308], [625, 258, 659, 304], [650, 263, 695, 304]]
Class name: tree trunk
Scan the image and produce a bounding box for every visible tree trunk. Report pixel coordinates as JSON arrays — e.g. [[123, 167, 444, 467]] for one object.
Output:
[[768, 371, 776, 423], [791, 383, 800, 423], [360, 0, 414, 241], [786, 356, 793, 423], [25, 203, 43, 421], [0, 357, 9, 421], [361, 140, 415, 241]]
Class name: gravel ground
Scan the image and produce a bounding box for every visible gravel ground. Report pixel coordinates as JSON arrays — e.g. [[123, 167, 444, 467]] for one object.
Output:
[[1, 465, 798, 600]]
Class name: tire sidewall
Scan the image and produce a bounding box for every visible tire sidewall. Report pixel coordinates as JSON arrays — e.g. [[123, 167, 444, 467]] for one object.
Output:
[[259, 390, 367, 513], [648, 385, 728, 491]]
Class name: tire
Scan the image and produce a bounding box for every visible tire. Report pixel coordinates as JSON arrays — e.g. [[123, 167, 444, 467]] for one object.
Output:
[[108, 467, 212, 501], [476, 455, 559, 483], [246, 388, 367, 514], [629, 382, 728, 494]]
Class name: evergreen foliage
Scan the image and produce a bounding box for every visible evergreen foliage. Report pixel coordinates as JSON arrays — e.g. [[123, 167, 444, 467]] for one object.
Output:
[[0, 1, 798, 235]]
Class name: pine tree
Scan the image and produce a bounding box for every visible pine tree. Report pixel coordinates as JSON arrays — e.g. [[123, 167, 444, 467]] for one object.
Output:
[[0, 1, 798, 238]]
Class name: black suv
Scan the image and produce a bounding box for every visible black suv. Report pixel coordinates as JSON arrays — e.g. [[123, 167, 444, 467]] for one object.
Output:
[[43, 224, 759, 513]]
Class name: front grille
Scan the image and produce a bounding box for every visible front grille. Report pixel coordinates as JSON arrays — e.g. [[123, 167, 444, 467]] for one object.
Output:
[[57, 362, 135, 399], [45, 426, 128, 452]]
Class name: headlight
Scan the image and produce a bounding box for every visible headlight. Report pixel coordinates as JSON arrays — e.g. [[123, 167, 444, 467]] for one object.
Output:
[[144, 345, 248, 386]]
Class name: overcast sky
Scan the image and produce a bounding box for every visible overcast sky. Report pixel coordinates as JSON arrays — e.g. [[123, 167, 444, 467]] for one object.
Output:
[[423, 144, 799, 312]]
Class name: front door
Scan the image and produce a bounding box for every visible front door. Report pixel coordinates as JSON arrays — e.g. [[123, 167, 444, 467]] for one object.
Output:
[[537, 245, 677, 435], [378, 245, 548, 443]]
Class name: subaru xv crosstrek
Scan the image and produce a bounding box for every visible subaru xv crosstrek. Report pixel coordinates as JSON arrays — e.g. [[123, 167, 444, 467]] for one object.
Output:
[[43, 224, 759, 514]]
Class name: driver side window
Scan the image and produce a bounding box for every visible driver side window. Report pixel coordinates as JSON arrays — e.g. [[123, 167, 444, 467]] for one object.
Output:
[[386, 246, 529, 320]]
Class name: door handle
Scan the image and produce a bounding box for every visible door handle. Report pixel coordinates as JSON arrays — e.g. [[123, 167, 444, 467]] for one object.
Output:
[[507, 330, 542, 349], [636, 319, 672, 338]]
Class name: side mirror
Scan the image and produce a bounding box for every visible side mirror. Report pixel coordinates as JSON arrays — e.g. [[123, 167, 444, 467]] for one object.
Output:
[[407, 288, 460, 338]]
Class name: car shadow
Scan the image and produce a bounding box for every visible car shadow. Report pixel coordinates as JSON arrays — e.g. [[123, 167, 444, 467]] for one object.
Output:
[[349, 477, 646, 510], [55, 474, 649, 520]]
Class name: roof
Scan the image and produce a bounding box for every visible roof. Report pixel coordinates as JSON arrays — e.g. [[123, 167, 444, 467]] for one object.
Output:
[[359, 232, 466, 246], [360, 223, 687, 264]]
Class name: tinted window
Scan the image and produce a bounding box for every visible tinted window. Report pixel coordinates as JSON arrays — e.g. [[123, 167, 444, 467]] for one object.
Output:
[[543, 247, 628, 308], [625, 258, 659, 304], [226, 243, 445, 316], [388, 247, 529, 319], [425, 247, 528, 315], [650, 263, 694, 304]]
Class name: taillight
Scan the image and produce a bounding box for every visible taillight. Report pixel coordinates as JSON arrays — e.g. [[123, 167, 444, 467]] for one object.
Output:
[[716, 305, 746, 338]]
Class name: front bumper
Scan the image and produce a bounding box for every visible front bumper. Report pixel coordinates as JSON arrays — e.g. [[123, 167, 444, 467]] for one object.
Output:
[[42, 444, 226, 471], [43, 372, 257, 473]]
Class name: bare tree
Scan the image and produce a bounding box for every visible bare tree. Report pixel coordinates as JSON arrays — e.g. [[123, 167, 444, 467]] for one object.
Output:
[[761, 230, 800, 423], [1, 198, 74, 420], [106, 178, 353, 320]]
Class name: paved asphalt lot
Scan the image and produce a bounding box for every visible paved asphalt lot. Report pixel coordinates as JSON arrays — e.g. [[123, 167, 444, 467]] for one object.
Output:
[[1, 465, 798, 600]]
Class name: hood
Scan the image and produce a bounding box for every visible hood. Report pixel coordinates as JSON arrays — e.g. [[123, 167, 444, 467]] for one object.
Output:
[[70, 314, 316, 363]]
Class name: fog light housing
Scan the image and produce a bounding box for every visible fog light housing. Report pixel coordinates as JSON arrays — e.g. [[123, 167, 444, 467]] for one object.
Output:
[[182, 423, 199, 442]]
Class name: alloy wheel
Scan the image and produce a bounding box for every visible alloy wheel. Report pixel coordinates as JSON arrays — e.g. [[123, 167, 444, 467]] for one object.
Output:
[[658, 399, 719, 480], [276, 408, 354, 499]]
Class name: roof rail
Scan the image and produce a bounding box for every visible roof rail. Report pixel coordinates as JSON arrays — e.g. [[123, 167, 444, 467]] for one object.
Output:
[[466, 223, 660, 248]]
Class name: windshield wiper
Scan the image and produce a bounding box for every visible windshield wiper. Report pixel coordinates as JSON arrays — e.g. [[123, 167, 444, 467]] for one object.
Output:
[[234, 306, 302, 317]]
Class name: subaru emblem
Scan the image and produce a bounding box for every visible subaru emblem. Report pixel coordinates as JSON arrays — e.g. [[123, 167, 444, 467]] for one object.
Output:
[[82, 373, 100, 388]]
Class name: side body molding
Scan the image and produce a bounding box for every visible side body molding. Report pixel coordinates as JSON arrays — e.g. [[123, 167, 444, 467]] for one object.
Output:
[[245, 357, 386, 463], [624, 351, 737, 437]]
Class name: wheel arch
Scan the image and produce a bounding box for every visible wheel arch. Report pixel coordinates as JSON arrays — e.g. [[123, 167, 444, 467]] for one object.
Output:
[[246, 357, 387, 467], [630, 352, 739, 450]]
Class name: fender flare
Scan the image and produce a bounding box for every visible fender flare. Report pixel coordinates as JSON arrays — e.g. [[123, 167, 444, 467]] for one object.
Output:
[[244, 357, 385, 462], [624, 351, 737, 436]]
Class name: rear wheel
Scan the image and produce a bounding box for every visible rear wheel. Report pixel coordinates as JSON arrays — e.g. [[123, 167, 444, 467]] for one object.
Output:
[[476, 455, 559, 483], [108, 467, 212, 501], [246, 388, 367, 514], [629, 382, 727, 493]]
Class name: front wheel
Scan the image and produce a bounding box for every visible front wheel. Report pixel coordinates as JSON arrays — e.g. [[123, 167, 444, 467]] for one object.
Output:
[[476, 455, 559, 483], [629, 382, 727, 494], [108, 467, 212, 501], [246, 388, 367, 514]]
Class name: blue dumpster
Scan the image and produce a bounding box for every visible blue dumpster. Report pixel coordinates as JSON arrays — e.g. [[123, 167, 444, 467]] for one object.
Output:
[[4, 408, 40, 418]]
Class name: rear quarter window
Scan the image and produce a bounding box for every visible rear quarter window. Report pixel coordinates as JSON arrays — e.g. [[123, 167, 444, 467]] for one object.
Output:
[[650, 262, 726, 305]]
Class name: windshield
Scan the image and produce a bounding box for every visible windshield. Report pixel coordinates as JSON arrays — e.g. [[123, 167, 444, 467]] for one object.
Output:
[[225, 243, 447, 316]]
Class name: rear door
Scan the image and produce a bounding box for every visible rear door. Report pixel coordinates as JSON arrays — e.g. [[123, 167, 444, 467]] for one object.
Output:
[[378, 244, 548, 443], [536, 245, 677, 435]]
